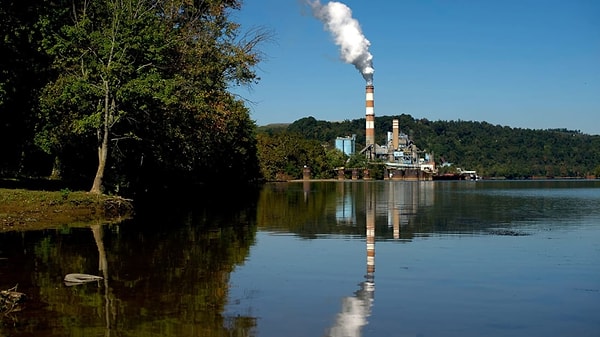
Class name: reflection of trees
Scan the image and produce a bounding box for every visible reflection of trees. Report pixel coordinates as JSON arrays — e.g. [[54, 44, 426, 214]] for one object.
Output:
[[109, 221, 257, 336], [257, 182, 380, 238], [258, 181, 596, 240], [257, 181, 429, 240], [407, 181, 590, 234], [257, 182, 340, 238], [0, 201, 259, 337]]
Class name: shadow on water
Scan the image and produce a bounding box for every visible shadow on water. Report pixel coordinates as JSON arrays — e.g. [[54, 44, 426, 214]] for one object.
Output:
[[0, 183, 262, 337], [131, 182, 262, 227]]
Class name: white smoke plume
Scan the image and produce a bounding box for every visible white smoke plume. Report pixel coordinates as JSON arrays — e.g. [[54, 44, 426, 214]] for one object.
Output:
[[308, 0, 374, 84]]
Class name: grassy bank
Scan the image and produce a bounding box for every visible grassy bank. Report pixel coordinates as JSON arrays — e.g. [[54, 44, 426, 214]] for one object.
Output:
[[0, 188, 134, 232]]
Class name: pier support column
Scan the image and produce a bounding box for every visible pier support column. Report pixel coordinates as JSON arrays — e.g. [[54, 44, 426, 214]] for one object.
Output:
[[363, 169, 371, 180], [338, 168, 345, 180], [302, 166, 311, 180]]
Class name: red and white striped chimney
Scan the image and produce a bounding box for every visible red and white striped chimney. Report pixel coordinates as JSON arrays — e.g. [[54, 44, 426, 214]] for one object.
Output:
[[365, 85, 375, 146], [392, 119, 399, 150]]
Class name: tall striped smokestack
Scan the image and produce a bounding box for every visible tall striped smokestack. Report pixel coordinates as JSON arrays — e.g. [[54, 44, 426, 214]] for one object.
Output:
[[392, 119, 399, 150], [365, 85, 375, 146]]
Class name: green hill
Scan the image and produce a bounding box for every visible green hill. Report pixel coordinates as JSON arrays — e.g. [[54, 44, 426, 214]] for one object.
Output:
[[263, 115, 600, 179]]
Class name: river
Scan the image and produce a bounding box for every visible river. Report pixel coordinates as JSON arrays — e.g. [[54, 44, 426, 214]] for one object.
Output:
[[0, 180, 599, 336]]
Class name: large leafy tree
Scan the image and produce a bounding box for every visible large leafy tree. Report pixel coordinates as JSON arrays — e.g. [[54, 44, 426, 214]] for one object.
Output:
[[37, 0, 269, 193]]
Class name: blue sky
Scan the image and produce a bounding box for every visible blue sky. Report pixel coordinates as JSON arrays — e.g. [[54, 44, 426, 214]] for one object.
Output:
[[231, 0, 600, 135]]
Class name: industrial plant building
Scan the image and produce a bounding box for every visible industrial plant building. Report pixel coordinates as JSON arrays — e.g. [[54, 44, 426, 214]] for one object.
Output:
[[335, 135, 356, 156], [336, 85, 437, 181]]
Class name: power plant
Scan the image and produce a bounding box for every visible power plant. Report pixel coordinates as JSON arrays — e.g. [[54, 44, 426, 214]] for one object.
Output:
[[360, 83, 436, 180], [334, 83, 438, 181]]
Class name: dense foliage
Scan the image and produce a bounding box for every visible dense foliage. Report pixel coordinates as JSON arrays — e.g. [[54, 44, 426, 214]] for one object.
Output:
[[0, 0, 54, 177], [260, 115, 600, 179], [1, 0, 269, 195], [255, 132, 345, 181]]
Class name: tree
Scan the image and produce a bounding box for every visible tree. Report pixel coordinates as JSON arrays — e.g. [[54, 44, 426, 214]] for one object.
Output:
[[37, 0, 169, 192], [256, 132, 340, 181], [37, 0, 270, 193], [325, 148, 347, 170], [346, 152, 368, 169]]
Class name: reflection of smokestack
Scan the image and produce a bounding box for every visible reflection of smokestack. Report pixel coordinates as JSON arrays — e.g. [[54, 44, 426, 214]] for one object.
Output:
[[326, 183, 375, 337], [366, 184, 375, 275], [365, 85, 375, 146], [367, 227, 375, 275], [392, 119, 399, 150]]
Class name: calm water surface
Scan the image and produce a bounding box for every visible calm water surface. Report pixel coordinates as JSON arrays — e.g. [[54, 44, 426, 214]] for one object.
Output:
[[1, 180, 599, 337]]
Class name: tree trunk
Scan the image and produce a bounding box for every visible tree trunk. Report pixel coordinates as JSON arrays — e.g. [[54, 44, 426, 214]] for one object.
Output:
[[50, 156, 62, 180], [90, 140, 108, 194], [90, 81, 111, 194]]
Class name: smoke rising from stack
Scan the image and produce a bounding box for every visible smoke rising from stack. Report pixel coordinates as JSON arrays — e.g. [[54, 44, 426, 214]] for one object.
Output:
[[309, 1, 374, 84]]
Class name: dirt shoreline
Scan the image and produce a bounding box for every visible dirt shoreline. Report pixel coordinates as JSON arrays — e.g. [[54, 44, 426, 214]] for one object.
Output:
[[0, 188, 134, 232]]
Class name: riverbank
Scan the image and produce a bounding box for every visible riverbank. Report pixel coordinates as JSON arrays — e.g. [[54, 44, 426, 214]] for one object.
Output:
[[0, 188, 134, 232]]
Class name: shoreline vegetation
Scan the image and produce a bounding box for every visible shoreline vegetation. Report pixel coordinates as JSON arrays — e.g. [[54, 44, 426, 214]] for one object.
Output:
[[0, 187, 134, 233]]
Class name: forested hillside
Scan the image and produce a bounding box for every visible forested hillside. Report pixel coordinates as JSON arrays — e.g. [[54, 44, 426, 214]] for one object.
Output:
[[260, 115, 600, 179]]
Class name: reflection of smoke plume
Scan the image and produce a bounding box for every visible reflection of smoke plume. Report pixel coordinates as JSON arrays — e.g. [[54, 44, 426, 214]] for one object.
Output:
[[309, 1, 374, 84], [326, 281, 374, 337]]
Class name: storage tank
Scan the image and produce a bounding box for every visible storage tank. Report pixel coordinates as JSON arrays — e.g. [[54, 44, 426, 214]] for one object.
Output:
[[335, 135, 356, 156]]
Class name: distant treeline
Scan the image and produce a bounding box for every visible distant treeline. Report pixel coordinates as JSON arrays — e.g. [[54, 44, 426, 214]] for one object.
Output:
[[258, 115, 600, 179]]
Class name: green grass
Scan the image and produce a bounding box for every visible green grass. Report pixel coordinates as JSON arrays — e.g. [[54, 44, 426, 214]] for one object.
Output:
[[0, 188, 133, 232]]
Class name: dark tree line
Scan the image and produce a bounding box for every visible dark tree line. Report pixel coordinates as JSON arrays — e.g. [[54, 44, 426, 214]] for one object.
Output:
[[0, 0, 53, 178], [261, 115, 600, 179], [1, 0, 271, 195]]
